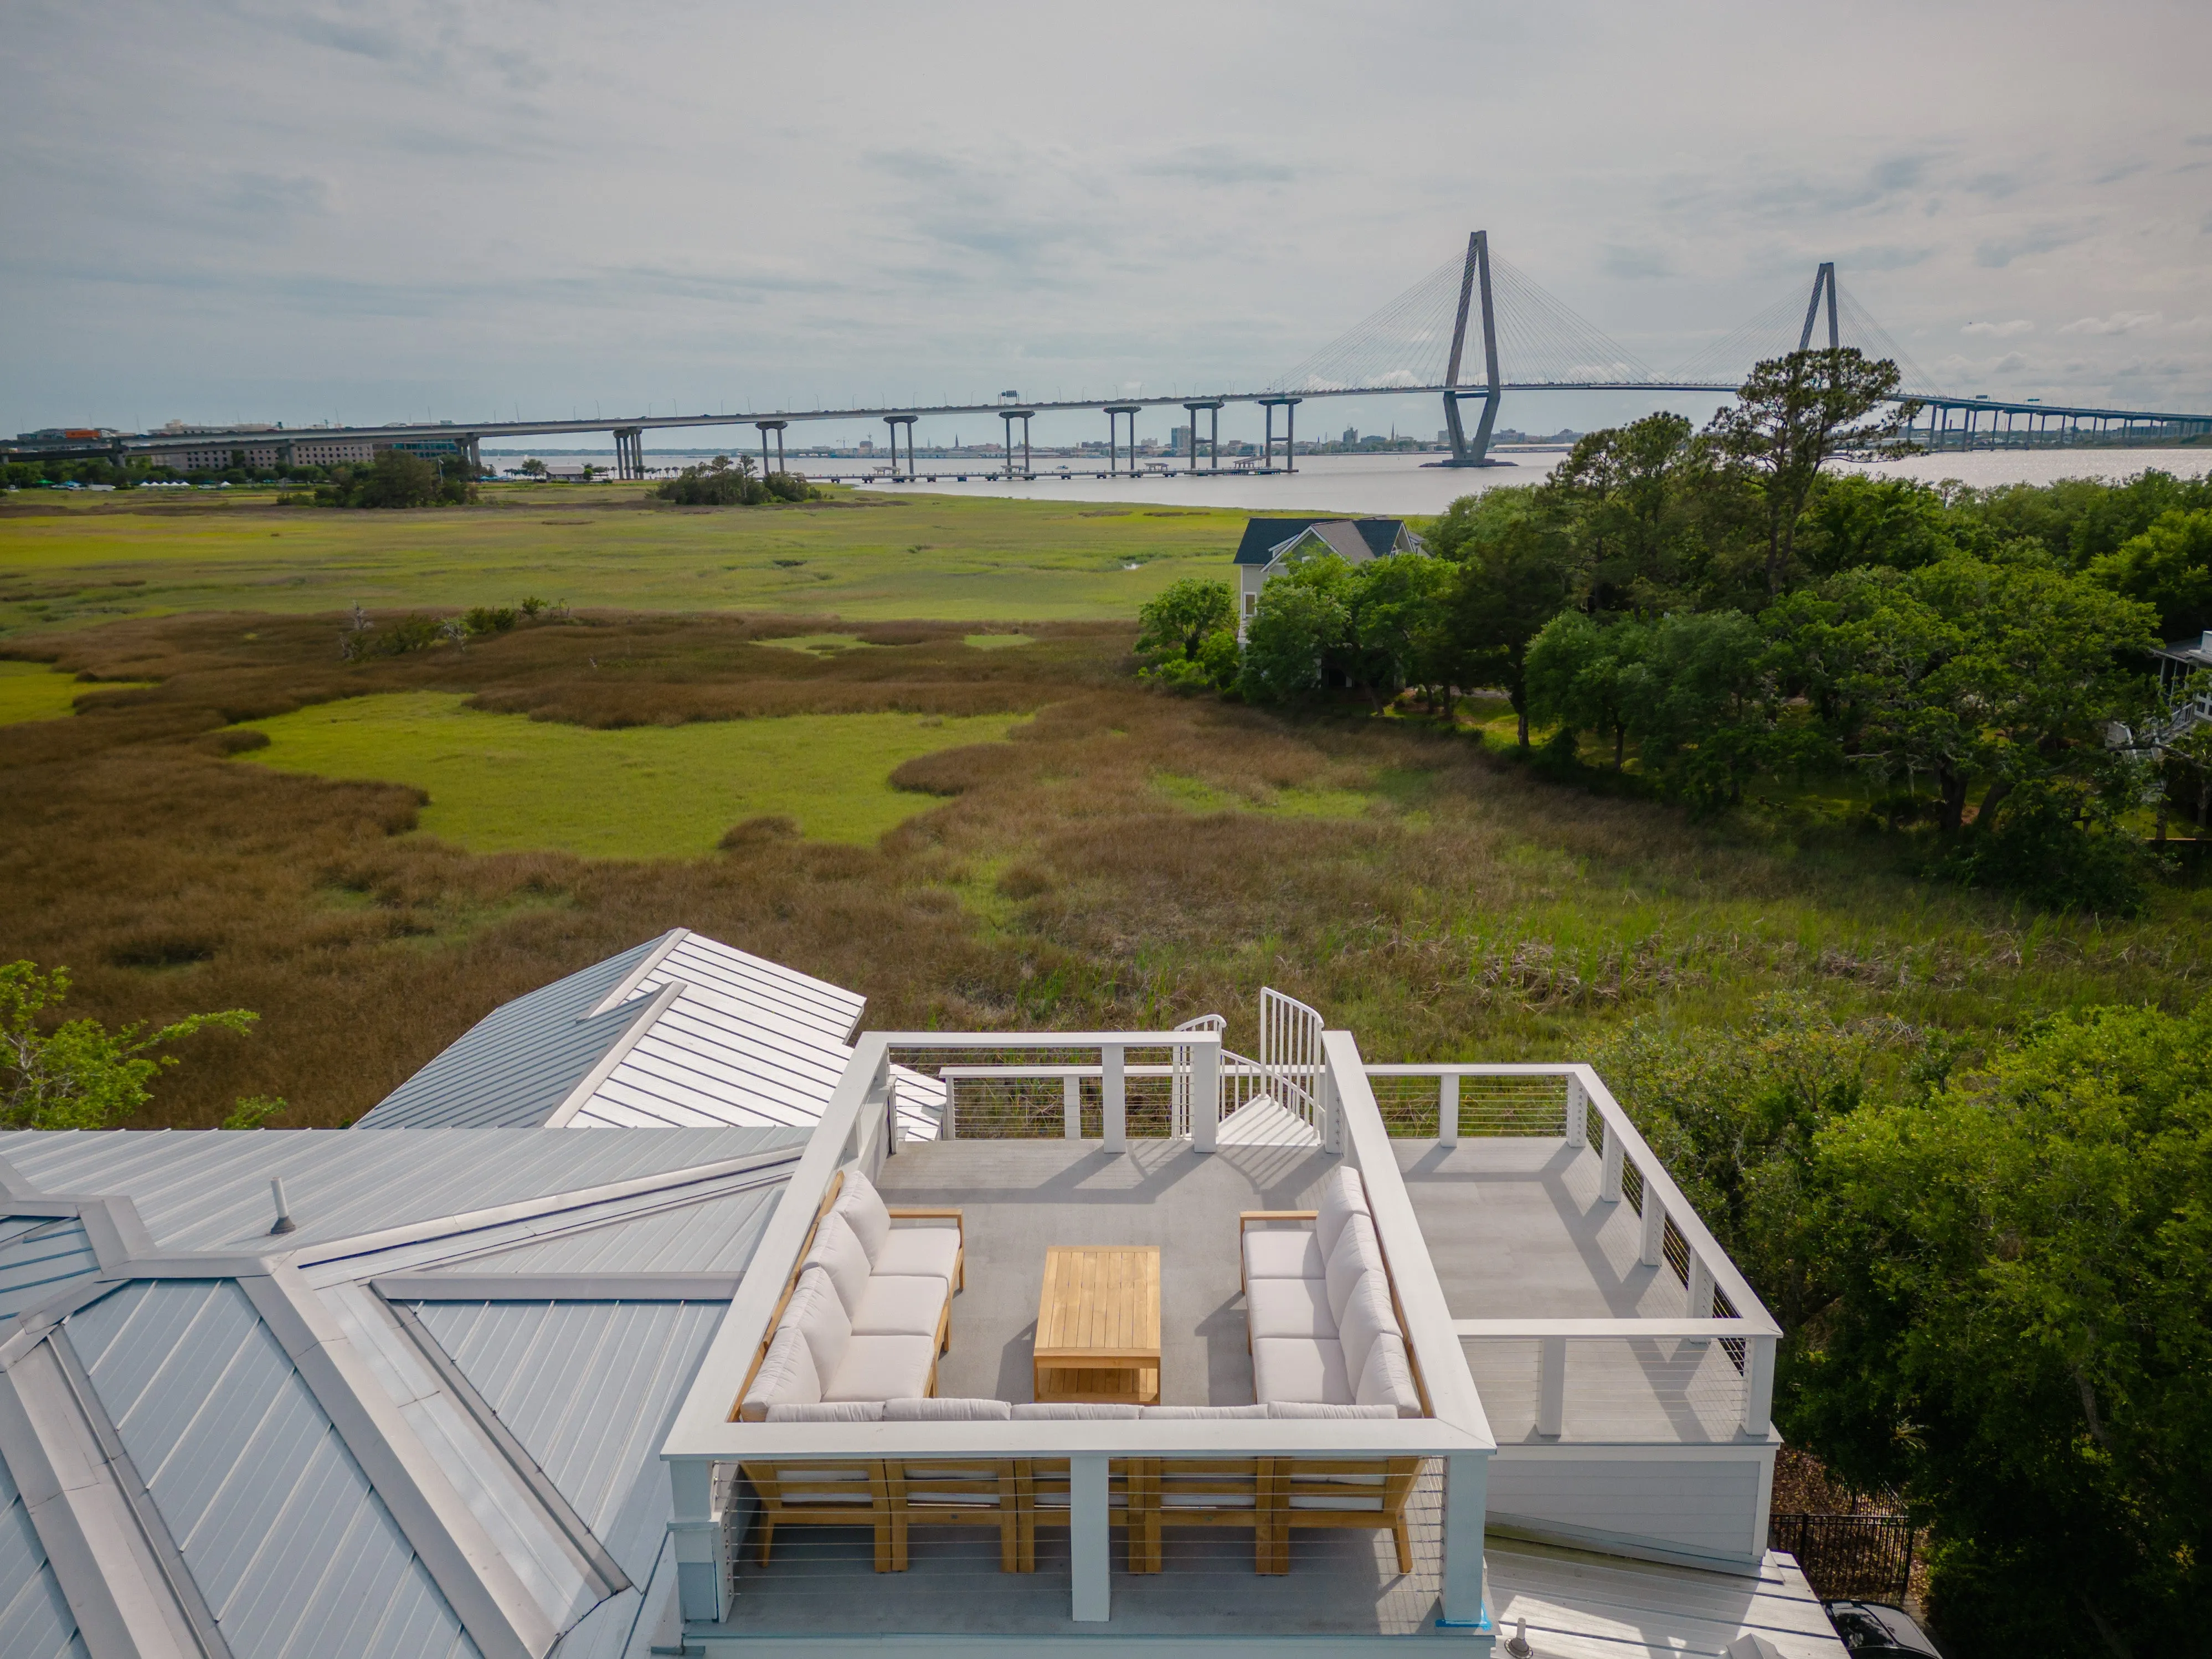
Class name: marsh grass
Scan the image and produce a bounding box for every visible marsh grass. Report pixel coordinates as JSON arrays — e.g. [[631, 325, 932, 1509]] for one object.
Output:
[[3, 604, 2208, 1130]]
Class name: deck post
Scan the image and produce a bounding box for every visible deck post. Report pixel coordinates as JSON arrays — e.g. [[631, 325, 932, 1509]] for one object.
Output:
[[1438, 1073, 1459, 1146], [1191, 1040, 1220, 1152], [1101, 1043, 1126, 1152], [1438, 1452, 1491, 1632], [670, 1460, 725, 1623], [1742, 1335, 1777, 1438], [1599, 1129, 1624, 1203], [1685, 1253, 1715, 1337], [1565, 1074, 1587, 1147], [1537, 1336, 1567, 1438], [1640, 1187, 1666, 1267], [1063, 1073, 1082, 1140], [1070, 1452, 1112, 1621]]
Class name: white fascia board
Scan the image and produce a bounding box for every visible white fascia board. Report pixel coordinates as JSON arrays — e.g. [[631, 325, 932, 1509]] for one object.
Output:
[[582, 929, 690, 1019], [1326, 1030, 1495, 1451], [1489, 1438, 1781, 1462], [0, 1340, 204, 1659], [238, 1266, 552, 1659], [690, 1417, 1486, 1464], [545, 981, 689, 1127], [1457, 1318, 1770, 1339], [660, 1039, 887, 1464]]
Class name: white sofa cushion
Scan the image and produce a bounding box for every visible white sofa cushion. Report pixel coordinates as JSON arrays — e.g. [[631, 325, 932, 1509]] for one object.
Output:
[[742, 1323, 821, 1415], [850, 1274, 948, 1338], [1246, 1276, 1335, 1341], [785, 1266, 852, 1383], [874, 1226, 960, 1282], [1324, 1212, 1385, 1326], [1243, 1226, 1325, 1282], [1313, 1167, 1370, 1258], [1355, 1331, 1422, 1417], [884, 1396, 1011, 1421], [1335, 1270, 1400, 1382], [1140, 1404, 1270, 1419], [802, 1211, 874, 1316], [1010, 1402, 1143, 1419], [1251, 1337, 1349, 1405], [1266, 1402, 1396, 1419], [765, 1401, 883, 1422], [822, 1333, 936, 1403], [832, 1170, 893, 1261]]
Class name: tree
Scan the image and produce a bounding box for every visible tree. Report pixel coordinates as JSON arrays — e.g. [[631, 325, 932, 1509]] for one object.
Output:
[[1238, 556, 1354, 704], [1, 961, 257, 1130], [1524, 611, 1649, 767], [518, 457, 548, 478], [1135, 578, 1236, 664], [1707, 348, 1916, 595], [1438, 507, 1576, 745], [1545, 412, 1698, 610], [2086, 508, 2212, 643], [1802, 1003, 2212, 1656], [1345, 553, 1455, 712]]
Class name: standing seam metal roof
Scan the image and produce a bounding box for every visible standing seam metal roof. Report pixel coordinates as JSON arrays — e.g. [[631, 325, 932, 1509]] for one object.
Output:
[[0, 1449, 83, 1659]]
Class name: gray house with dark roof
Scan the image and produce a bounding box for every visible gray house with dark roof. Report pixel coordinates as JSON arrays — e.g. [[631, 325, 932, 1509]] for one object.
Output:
[[1232, 517, 1424, 638]]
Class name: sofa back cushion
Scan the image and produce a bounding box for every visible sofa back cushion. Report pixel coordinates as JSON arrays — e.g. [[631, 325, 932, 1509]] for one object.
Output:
[[743, 1323, 822, 1415], [785, 1265, 852, 1383], [1355, 1331, 1422, 1417], [884, 1396, 1012, 1421], [1335, 1269, 1400, 1381], [1314, 1166, 1370, 1258], [832, 1169, 892, 1262], [767, 1400, 883, 1422], [1010, 1402, 1143, 1419], [1140, 1404, 1270, 1419], [1325, 1212, 1385, 1327], [802, 1211, 874, 1317]]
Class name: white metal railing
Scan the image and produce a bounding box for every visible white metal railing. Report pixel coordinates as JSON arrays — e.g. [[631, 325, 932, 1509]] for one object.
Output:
[[1367, 1062, 1782, 1442], [1259, 987, 1326, 1135]]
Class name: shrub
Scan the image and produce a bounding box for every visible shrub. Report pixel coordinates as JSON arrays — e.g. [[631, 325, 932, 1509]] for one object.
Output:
[[1941, 779, 2153, 915]]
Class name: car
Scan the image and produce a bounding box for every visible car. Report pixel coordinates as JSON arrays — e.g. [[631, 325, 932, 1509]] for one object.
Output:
[[1823, 1600, 1944, 1657]]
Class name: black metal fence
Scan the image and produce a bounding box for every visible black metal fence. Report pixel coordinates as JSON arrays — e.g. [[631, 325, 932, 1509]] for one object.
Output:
[[1768, 1512, 1916, 1604]]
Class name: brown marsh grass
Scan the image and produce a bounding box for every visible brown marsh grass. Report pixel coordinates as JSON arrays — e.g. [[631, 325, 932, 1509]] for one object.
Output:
[[4, 607, 2208, 1129]]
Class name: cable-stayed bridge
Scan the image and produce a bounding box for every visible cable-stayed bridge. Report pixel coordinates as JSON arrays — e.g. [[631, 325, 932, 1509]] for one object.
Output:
[[15, 232, 2209, 479]]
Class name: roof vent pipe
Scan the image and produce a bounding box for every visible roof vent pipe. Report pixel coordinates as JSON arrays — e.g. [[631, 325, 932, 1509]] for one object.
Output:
[[268, 1176, 297, 1235]]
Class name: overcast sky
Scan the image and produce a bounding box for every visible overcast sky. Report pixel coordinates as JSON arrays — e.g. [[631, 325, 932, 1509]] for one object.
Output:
[[5, 0, 2208, 446]]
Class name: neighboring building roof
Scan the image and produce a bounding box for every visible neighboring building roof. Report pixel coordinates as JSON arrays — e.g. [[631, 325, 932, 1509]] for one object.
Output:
[[356, 929, 942, 1139], [1231, 516, 1416, 566], [2153, 629, 2212, 668], [0, 1127, 799, 1659]]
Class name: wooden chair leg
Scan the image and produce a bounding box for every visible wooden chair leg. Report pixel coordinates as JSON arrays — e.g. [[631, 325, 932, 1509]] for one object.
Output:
[[1393, 1518, 1413, 1575], [874, 1516, 894, 1573], [757, 1519, 775, 1567]]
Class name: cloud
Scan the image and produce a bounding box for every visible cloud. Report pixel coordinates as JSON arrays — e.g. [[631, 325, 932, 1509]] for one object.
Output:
[[2059, 311, 2162, 335], [1975, 226, 2081, 267], [1131, 145, 1295, 186], [1600, 244, 1671, 280], [2188, 134, 2212, 147], [1963, 319, 2034, 337], [1963, 170, 2025, 199], [1989, 351, 2030, 374]]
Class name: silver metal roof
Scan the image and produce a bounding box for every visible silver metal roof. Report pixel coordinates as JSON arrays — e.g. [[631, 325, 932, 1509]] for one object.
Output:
[[0, 1127, 804, 1253], [0, 1217, 99, 1323], [0, 1448, 84, 1659], [356, 935, 668, 1130], [435, 1183, 785, 1275], [411, 1299, 728, 1659], [65, 1279, 479, 1659]]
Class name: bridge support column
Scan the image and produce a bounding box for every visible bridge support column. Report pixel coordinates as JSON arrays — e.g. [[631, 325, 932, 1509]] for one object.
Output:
[[1258, 395, 1301, 473], [1441, 229, 1504, 467], [756, 420, 787, 477], [1183, 399, 1225, 472], [1104, 404, 1140, 476], [612, 426, 646, 480], [999, 410, 1034, 480], [883, 414, 917, 480]]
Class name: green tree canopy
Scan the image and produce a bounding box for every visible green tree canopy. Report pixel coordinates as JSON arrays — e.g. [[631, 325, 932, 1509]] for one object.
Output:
[[2086, 507, 2212, 642], [1, 961, 258, 1130], [1135, 577, 1236, 664]]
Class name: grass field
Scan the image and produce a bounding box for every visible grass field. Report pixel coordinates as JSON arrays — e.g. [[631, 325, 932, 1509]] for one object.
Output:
[[0, 485, 1241, 635], [0, 661, 157, 724], [239, 692, 1025, 857]]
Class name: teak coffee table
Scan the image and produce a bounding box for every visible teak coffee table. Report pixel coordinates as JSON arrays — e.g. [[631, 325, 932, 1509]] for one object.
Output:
[[1033, 1245, 1161, 1405]]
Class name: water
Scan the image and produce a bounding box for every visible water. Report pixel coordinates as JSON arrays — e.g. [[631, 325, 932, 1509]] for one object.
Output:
[[831, 447, 2210, 517]]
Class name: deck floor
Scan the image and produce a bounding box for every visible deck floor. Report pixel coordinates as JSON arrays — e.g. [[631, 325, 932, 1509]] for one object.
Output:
[[1397, 1137, 1752, 1445]]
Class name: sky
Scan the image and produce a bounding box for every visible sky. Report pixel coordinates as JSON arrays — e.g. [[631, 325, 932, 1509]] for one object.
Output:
[[5, 0, 2209, 450]]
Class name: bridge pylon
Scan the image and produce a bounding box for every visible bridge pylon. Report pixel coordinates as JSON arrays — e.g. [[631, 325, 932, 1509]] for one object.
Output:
[[1442, 230, 1506, 467], [1798, 262, 1839, 352]]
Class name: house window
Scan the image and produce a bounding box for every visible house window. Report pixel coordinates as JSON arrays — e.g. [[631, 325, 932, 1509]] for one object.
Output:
[[1244, 591, 1256, 616]]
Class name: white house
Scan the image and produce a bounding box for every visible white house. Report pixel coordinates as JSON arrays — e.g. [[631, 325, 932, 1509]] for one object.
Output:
[[1234, 517, 1426, 640]]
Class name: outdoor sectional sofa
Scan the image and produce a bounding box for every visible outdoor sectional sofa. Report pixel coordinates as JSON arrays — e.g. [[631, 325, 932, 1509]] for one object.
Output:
[[739, 1169, 964, 1418], [1241, 1167, 1424, 1417]]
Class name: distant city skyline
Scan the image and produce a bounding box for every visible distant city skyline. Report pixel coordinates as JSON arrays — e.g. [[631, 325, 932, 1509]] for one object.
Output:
[[3, 0, 2208, 444]]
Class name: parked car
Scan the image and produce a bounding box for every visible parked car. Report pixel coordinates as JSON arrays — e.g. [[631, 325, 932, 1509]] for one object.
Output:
[[1824, 1600, 1944, 1657]]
